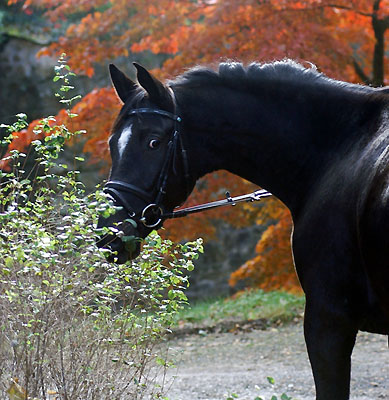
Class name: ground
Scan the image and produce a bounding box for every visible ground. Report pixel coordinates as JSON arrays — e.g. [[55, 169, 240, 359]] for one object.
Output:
[[162, 322, 388, 400]]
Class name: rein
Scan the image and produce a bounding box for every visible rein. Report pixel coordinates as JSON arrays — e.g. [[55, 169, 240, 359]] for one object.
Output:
[[163, 189, 272, 219], [104, 106, 272, 228]]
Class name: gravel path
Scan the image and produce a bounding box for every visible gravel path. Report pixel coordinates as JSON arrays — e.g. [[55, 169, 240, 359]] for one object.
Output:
[[163, 322, 388, 400]]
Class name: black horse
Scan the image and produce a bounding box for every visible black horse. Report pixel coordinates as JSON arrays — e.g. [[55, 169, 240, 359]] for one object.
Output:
[[97, 60, 389, 400]]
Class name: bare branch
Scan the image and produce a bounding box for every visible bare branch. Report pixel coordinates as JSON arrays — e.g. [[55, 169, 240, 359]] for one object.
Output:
[[271, 3, 373, 17], [323, 4, 373, 17], [352, 58, 372, 85]]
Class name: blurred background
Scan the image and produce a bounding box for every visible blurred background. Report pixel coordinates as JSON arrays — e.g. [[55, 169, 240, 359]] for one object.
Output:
[[1, 0, 388, 299]]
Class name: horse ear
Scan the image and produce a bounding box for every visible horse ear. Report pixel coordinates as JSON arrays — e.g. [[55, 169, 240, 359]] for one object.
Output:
[[109, 64, 137, 104], [133, 62, 170, 105]]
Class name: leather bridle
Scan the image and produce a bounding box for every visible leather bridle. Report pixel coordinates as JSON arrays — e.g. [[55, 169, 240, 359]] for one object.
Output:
[[104, 107, 190, 228], [104, 105, 273, 230]]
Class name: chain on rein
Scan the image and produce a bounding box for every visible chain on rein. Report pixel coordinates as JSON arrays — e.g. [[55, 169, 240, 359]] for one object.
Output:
[[104, 107, 272, 230]]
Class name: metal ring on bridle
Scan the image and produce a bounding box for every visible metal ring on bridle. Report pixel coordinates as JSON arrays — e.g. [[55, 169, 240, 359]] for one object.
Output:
[[140, 204, 164, 228]]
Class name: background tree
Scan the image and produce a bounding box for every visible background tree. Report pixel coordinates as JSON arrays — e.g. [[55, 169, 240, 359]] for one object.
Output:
[[3, 0, 389, 291]]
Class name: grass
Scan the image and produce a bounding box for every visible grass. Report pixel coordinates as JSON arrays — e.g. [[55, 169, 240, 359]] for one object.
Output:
[[174, 289, 305, 329]]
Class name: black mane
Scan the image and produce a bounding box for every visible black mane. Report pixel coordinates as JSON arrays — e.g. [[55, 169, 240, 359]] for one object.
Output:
[[170, 59, 372, 95]]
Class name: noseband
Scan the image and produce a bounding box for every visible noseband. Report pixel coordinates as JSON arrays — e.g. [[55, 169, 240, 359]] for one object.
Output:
[[104, 107, 190, 228]]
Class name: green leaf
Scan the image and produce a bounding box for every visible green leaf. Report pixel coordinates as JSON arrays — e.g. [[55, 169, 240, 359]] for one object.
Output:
[[155, 357, 166, 366], [124, 218, 137, 228], [186, 261, 194, 271], [267, 376, 275, 385], [5, 257, 13, 268]]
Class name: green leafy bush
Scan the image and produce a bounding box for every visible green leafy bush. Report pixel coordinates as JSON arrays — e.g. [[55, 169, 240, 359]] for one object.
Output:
[[0, 57, 202, 400]]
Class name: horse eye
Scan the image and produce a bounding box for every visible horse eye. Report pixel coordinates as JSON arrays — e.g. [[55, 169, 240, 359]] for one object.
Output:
[[149, 139, 161, 149]]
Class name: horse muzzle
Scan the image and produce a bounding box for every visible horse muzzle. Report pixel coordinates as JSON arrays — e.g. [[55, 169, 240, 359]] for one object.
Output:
[[96, 216, 143, 263]]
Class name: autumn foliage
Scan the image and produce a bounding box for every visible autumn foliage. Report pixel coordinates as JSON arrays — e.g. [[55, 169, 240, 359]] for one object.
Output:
[[230, 199, 298, 292], [4, 0, 389, 291]]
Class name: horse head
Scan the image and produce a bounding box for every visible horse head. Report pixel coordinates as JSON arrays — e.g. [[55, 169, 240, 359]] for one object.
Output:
[[97, 64, 195, 262]]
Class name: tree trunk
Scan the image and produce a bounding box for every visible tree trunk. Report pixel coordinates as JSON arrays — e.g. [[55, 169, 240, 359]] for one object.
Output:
[[353, 0, 388, 87], [371, 0, 387, 87]]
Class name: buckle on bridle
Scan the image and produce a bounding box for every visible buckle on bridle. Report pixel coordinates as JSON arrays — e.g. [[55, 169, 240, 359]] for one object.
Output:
[[140, 204, 164, 228]]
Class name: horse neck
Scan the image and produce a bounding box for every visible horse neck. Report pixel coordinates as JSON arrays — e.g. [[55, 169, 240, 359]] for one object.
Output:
[[176, 81, 378, 213]]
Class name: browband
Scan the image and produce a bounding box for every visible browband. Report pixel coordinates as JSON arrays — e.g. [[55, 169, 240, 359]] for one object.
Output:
[[128, 108, 182, 122]]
